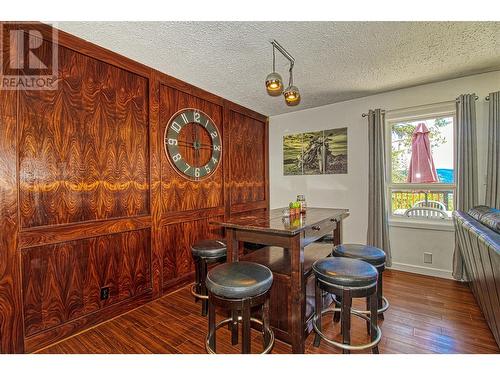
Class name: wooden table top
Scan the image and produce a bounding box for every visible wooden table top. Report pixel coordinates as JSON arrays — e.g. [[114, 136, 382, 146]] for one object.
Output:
[[213, 207, 349, 236]]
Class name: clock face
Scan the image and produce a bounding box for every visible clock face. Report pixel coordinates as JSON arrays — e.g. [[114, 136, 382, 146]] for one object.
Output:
[[164, 108, 222, 181]]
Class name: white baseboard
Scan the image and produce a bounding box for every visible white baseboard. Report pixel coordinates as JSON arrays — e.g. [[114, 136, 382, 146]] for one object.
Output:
[[388, 262, 454, 280]]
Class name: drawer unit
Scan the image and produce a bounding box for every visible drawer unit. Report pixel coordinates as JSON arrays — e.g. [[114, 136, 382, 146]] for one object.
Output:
[[302, 217, 337, 246]]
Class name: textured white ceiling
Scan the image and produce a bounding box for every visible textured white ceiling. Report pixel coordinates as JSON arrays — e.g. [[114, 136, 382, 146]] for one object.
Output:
[[56, 22, 500, 116]]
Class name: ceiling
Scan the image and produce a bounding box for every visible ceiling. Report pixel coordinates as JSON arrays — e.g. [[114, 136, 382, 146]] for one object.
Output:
[[57, 22, 500, 116]]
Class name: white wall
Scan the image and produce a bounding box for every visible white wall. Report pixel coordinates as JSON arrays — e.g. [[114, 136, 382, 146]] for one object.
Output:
[[269, 71, 500, 279]]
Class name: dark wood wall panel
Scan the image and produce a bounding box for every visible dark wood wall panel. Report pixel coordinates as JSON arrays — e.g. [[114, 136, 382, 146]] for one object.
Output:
[[19, 216, 151, 249], [159, 85, 224, 213], [0, 85, 24, 353], [22, 229, 151, 337], [229, 111, 266, 206], [162, 217, 223, 287], [18, 41, 150, 229], [149, 73, 163, 298]]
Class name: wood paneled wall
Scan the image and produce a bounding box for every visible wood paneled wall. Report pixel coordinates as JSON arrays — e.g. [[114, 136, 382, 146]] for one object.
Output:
[[18, 41, 150, 228], [22, 229, 151, 337], [227, 110, 267, 210], [0, 23, 268, 353], [0, 77, 24, 354]]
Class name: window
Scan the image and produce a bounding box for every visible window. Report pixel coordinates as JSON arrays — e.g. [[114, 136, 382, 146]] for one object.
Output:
[[386, 104, 456, 222]]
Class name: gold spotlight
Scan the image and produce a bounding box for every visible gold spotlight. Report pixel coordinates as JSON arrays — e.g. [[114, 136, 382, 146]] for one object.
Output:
[[265, 45, 283, 96], [284, 85, 301, 106], [266, 72, 283, 96]]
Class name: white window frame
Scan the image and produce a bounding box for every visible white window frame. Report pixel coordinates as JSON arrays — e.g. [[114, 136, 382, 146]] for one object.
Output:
[[385, 102, 456, 229]]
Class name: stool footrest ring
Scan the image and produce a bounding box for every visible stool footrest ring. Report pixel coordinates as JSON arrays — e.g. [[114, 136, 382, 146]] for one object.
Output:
[[205, 317, 275, 354], [190, 284, 208, 300], [313, 307, 382, 351], [332, 294, 389, 315]]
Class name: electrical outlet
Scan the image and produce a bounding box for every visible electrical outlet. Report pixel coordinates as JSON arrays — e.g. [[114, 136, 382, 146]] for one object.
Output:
[[100, 287, 110, 300], [423, 252, 433, 264]]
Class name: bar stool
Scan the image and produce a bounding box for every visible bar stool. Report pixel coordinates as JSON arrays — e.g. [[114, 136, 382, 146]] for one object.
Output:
[[312, 257, 381, 354], [205, 261, 275, 354], [190, 239, 227, 316], [332, 244, 389, 319]]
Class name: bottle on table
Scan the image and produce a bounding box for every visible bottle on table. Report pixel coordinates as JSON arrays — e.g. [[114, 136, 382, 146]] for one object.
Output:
[[297, 194, 307, 214]]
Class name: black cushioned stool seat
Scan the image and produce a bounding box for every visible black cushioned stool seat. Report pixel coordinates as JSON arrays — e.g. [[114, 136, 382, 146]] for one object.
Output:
[[206, 261, 273, 299], [205, 261, 274, 354], [191, 239, 227, 258], [332, 243, 389, 319], [312, 257, 381, 354], [332, 244, 386, 267], [313, 257, 378, 288], [190, 239, 227, 316]]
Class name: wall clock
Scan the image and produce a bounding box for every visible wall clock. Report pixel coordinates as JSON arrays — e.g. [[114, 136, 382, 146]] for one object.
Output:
[[164, 108, 222, 180]]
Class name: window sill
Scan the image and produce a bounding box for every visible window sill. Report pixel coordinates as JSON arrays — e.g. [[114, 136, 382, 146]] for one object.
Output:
[[389, 218, 455, 232]]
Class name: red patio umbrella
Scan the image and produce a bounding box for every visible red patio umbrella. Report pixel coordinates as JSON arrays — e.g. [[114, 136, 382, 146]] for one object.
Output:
[[407, 123, 438, 183]]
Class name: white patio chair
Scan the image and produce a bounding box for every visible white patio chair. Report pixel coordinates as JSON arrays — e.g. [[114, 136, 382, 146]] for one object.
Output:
[[413, 200, 446, 211], [404, 207, 448, 219]]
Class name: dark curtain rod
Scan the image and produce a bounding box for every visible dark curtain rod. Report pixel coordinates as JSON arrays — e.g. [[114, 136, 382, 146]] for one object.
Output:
[[361, 94, 492, 117]]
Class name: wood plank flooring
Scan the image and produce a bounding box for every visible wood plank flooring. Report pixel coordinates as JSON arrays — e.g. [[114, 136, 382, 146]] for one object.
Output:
[[36, 270, 499, 354]]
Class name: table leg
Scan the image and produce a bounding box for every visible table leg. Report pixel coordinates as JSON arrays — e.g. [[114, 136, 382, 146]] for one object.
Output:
[[226, 228, 239, 263], [333, 219, 342, 246], [289, 233, 305, 354]]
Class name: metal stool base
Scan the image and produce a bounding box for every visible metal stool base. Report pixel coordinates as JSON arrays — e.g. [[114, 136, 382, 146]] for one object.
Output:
[[332, 294, 389, 315], [205, 317, 275, 354], [190, 283, 209, 300], [313, 306, 382, 351]]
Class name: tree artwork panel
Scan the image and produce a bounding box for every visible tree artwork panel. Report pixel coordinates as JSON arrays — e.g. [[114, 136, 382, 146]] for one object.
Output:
[[283, 133, 303, 175], [302, 131, 324, 175], [324, 128, 348, 174]]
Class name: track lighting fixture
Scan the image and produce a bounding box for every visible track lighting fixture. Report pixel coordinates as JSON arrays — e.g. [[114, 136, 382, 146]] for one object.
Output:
[[265, 40, 300, 106]]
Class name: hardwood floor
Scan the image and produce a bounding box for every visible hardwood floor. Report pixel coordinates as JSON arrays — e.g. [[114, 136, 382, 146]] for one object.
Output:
[[36, 270, 499, 354]]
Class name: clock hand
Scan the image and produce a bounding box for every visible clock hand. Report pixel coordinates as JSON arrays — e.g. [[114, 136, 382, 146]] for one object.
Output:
[[176, 140, 214, 149], [195, 121, 199, 144], [175, 139, 209, 146], [195, 145, 200, 177]]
